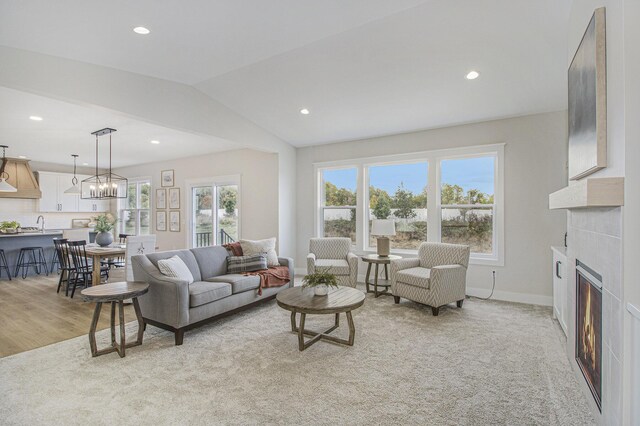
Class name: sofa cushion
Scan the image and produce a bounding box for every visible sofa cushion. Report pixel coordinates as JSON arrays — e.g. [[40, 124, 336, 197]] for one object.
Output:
[[315, 259, 350, 275], [157, 255, 195, 284], [227, 254, 267, 274], [239, 238, 278, 267], [396, 267, 431, 288], [146, 250, 202, 282], [190, 246, 229, 280], [207, 274, 260, 294], [189, 281, 232, 308]]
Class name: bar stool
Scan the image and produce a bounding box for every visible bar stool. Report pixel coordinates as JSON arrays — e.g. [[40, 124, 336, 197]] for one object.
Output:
[[0, 249, 11, 280], [15, 247, 49, 279]]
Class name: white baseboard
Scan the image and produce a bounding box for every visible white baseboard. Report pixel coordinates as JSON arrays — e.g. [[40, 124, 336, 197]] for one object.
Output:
[[466, 287, 552, 306], [295, 267, 552, 307]]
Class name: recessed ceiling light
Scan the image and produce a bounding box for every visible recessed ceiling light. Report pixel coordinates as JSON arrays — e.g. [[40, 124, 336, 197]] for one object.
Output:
[[29, 116, 43, 121], [300, 108, 310, 115], [82, 162, 89, 166], [466, 71, 480, 80], [18, 155, 27, 159], [150, 140, 160, 144], [133, 26, 150, 35]]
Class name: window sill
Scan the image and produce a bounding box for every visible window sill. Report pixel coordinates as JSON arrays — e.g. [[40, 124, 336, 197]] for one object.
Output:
[[355, 248, 503, 267]]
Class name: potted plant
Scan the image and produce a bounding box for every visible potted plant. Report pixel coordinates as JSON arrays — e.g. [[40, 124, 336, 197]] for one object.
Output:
[[302, 267, 339, 296], [94, 213, 117, 247], [0, 220, 21, 234]]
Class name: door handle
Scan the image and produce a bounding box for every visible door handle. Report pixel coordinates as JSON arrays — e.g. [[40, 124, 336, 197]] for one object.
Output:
[[555, 260, 562, 279]]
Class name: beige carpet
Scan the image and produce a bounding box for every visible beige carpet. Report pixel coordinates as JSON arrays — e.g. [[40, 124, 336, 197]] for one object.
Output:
[[0, 287, 594, 425]]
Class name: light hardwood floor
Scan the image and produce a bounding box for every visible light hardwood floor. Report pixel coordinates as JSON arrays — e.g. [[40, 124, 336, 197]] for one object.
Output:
[[0, 269, 136, 358]]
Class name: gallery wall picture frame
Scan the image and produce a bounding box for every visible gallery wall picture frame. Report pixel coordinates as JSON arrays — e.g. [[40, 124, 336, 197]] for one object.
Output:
[[156, 189, 166, 209], [169, 210, 180, 232], [568, 7, 607, 180], [161, 169, 175, 187], [169, 187, 180, 209], [156, 211, 167, 231]]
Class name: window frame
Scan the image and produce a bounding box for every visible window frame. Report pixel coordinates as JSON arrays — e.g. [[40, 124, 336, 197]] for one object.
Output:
[[315, 165, 360, 246], [185, 175, 242, 249], [118, 177, 152, 236], [314, 144, 504, 266]]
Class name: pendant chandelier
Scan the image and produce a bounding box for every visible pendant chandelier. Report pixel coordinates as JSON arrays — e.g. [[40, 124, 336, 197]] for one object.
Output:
[[0, 145, 18, 193], [81, 128, 128, 199], [64, 154, 81, 195]]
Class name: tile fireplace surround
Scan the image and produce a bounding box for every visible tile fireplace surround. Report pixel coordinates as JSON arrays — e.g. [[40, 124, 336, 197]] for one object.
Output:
[[567, 207, 623, 424]]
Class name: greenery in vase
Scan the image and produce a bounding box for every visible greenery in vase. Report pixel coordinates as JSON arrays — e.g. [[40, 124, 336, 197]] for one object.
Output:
[[93, 213, 117, 233], [302, 267, 339, 289], [0, 220, 20, 230]]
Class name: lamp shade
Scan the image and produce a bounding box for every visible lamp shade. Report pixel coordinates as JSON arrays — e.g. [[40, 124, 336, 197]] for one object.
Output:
[[64, 184, 81, 195], [0, 177, 17, 192], [371, 219, 396, 236]]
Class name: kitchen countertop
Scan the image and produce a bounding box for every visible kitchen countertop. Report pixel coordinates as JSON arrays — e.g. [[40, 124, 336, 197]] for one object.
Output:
[[0, 230, 63, 238]]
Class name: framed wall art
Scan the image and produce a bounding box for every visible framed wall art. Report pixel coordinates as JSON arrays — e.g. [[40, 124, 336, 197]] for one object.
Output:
[[169, 210, 180, 232], [568, 7, 607, 180], [156, 211, 167, 231], [156, 189, 166, 209], [161, 169, 175, 187], [169, 187, 180, 209]]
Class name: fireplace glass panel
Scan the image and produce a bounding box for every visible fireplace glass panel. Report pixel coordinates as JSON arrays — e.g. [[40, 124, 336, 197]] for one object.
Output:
[[576, 270, 602, 411]]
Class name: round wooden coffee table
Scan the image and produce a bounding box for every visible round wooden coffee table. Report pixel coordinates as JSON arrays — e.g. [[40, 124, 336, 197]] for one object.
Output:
[[361, 254, 402, 297], [81, 281, 149, 358], [276, 286, 365, 351]]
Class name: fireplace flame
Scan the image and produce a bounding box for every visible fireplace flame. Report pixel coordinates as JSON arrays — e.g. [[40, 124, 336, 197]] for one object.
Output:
[[582, 284, 597, 370]]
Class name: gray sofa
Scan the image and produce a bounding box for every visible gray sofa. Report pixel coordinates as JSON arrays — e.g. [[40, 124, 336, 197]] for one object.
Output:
[[131, 245, 294, 345]]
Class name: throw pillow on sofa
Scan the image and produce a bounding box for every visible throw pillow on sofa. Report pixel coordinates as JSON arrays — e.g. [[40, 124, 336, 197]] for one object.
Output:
[[239, 237, 278, 267], [227, 254, 268, 274], [157, 255, 195, 284]]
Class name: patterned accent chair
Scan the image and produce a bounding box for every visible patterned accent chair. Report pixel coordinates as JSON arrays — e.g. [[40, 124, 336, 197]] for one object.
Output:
[[307, 238, 358, 288], [390, 242, 470, 316]]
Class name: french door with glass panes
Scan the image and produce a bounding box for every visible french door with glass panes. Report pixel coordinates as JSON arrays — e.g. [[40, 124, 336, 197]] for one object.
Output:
[[189, 180, 239, 248]]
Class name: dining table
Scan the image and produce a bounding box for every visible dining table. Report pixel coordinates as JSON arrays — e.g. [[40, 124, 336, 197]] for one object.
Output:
[[85, 244, 126, 286]]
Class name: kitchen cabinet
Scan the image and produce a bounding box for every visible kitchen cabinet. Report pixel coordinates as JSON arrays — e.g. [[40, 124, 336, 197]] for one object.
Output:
[[36, 172, 79, 212], [36, 172, 110, 213], [552, 246, 568, 336]]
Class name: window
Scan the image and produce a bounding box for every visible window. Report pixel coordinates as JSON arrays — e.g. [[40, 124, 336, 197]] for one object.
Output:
[[319, 168, 357, 243], [367, 162, 428, 250], [120, 179, 151, 235], [440, 156, 495, 256], [315, 144, 504, 265], [187, 177, 240, 248]]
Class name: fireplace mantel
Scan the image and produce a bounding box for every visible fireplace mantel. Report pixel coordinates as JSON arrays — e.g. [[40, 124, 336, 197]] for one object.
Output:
[[549, 177, 624, 210]]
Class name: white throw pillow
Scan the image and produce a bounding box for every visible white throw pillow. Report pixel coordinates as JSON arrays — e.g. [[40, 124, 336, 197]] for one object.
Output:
[[239, 237, 278, 267], [157, 255, 195, 284]]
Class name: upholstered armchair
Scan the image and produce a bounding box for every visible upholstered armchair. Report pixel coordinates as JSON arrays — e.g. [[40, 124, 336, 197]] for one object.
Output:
[[391, 242, 470, 316], [307, 238, 358, 288]]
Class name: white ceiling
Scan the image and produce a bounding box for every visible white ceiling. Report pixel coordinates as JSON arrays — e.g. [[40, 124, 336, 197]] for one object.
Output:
[[0, 87, 238, 168], [0, 0, 571, 149]]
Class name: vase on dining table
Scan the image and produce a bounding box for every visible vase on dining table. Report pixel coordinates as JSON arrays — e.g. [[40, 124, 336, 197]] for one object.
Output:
[[95, 231, 113, 247]]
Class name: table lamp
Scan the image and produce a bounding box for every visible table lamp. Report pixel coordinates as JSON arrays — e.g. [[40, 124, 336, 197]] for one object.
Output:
[[371, 219, 396, 257]]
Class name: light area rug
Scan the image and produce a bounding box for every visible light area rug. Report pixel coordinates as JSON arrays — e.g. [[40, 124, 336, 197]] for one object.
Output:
[[0, 289, 594, 426]]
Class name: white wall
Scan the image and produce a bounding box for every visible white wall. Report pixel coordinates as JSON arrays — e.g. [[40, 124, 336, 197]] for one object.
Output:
[[113, 149, 283, 254], [296, 111, 568, 304]]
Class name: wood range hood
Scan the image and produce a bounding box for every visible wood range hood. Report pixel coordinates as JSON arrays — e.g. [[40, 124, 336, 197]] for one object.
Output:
[[0, 157, 42, 199]]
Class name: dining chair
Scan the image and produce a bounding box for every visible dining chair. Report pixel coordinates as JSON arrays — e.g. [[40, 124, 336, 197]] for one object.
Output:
[[53, 238, 74, 294], [66, 240, 109, 298]]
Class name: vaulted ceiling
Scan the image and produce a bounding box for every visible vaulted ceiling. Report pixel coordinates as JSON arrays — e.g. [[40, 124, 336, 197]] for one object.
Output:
[[0, 0, 571, 161]]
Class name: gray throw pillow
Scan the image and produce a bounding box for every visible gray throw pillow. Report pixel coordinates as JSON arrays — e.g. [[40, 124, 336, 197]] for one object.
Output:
[[227, 254, 268, 274]]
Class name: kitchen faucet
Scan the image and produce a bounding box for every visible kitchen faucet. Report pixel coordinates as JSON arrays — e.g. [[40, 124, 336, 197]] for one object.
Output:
[[37, 215, 45, 232]]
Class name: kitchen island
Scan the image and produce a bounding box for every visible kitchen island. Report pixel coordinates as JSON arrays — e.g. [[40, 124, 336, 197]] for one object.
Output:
[[0, 231, 63, 278]]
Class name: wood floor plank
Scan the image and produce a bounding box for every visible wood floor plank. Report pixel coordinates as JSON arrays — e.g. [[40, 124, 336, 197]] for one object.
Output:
[[0, 269, 137, 358]]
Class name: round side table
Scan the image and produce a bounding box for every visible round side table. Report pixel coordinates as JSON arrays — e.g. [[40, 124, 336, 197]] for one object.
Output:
[[81, 281, 149, 358], [361, 254, 402, 297]]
